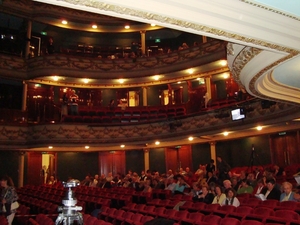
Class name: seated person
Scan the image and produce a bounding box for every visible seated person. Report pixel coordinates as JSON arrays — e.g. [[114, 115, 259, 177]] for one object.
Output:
[[174, 175, 190, 195], [237, 179, 254, 195], [212, 185, 226, 205], [253, 178, 266, 195], [196, 186, 214, 204], [261, 178, 281, 201], [221, 188, 240, 207], [280, 181, 296, 202]]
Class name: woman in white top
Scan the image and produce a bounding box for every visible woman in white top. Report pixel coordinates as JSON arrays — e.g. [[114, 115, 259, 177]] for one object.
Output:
[[212, 186, 226, 205], [221, 188, 240, 207]]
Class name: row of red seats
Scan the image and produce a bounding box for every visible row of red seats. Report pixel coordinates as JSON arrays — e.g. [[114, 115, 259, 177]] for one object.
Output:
[[83, 213, 113, 225], [28, 214, 54, 225]]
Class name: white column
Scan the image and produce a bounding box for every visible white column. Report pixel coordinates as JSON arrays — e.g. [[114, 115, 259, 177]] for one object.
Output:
[[25, 20, 32, 59], [22, 81, 28, 111], [204, 77, 212, 108], [140, 30, 146, 56], [210, 141, 217, 165], [142, 87, 147, 106], [202, 36, 207, 43], [18, 152, 25, 188], [144, 149, 149, 172]]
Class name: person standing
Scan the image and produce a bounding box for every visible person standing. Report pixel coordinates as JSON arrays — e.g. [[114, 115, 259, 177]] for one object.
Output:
[[69, 90, 79, 115], [0, 176, 18, 225], [217, 156, 231, 183]]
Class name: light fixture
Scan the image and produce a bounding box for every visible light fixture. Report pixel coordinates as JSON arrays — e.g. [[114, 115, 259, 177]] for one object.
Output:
[[256, 126, 263, 131], [124, 25, 130, 29], [155, 141, 160, 145], [177, 81, 181, 84], [83, 78, 89, 84], [52, 76, 59, 81], [223, 131, 229, 136], [61, 20, 68, 25], [92, 24, 97, 29], [153, 75, 160, 81], [120, 144, 125, 148], [48, 146, 53, 149], [223, 73, 229, 79], [187, 68, 194, 74], [220, 60, 227, 66], [151, 23, 156, 27], [188, 137, 194, 141], [85, 146, 89, 149], [118, 79, 124, 84]]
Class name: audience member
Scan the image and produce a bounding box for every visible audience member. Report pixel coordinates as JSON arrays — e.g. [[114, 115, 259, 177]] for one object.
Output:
[[212, 185, 226, 205], [261, 178, 281, 201], [217, 156, 231, 182], [253, 178, 266, 195], [221, 188, 240, 207], [237, 179, 253, 194], [280, 181, 296, 202], [174, 176, 190, 195], [196, 186, 214, 204], [206, 159, 216, 177]]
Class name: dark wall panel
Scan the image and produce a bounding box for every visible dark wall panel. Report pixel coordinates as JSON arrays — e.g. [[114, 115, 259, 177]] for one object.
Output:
[[57, 152, 98, 182], [216, 135, 271, 169], [125, 150, 144, 175], [0, 151, 19, 186], [192, 143, 211, 172], [149, 148, 166, 174]]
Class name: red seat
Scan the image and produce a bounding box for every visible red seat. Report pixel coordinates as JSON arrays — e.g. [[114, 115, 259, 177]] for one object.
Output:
[[241, 220, 264, 225], [265, 209, 299, 224], [244, 206, 274, 222], [123, 213, 143, 225], [274, 200, 298, 210], [133, 215, 154, 225], [227, 206, 253, 220], [260, 199, 279, 209], [140, 205, 156, 215], [219, 217, 241, 225], [169, 210, 189, 222], [181, 212, 204, 225], [200, 214, 222, 225], [179, 201, 194, 211], [213, 205, 236, 218], [148, 207, 166, 218]]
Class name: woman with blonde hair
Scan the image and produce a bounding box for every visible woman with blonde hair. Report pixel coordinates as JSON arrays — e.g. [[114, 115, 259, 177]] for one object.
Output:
[[0, 175, 18, 225]]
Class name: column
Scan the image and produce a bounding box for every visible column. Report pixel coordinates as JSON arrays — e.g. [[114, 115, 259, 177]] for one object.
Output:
[[204, 77, 212, 108], [18, 152, 25, 188], [142, 87, 147, 106], [140, 30, 146, 56], [210, 141, 217, 165], [144, 149, 149, 172], [202, 36, 207, 43], [25, 20, 32, 59], [22, 81, 28, 111]]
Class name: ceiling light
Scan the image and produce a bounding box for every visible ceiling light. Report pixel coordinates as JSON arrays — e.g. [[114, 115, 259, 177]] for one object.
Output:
[[155, 141, 160, 145], [220, 60, 227, 66], [153, 75, 160, 81], [223, 73, 229, 79], [85, 146, 89, 149], [256, 126, 263, 131], [118, 79, 124, 84], [61, 20, 68, 25], [223, 131, 229, 136], [188, 137, 194, 141], [83, 78, 89, 84], [52, 76, 59, 81], [151, 23, 156, 27], [48, 146, 53, 149], [92, 24, 97, 29], [187, 69, 194, 74], [124, 25, 130, 29], [177, 81, 181, 84], [120, 144, 125, 148]]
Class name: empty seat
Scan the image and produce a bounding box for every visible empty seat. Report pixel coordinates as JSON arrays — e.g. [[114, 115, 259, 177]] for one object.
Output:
[[219, 217, 241, 225], [181, 212, 204, 225]]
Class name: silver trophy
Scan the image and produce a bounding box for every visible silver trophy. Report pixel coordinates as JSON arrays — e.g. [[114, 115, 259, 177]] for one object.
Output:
[[55, 180, 83, 225]]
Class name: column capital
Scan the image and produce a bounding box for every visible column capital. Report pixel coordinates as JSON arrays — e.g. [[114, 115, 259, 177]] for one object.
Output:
[[209, 141, 216, 146], [140, 30, 146, 34], [19, 151, 26, 156]]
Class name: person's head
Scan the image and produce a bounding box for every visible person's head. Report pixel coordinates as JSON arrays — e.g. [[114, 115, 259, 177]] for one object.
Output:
[[167, 169, 173, 175], [185, 167, 190, 172], [257, 178, 265, 187], [210, 159, 215, 164], [94, 174, 99, 179], [223, 179, 232, 189], [207, 171, 213, 177], [217, 156, 222, 162], [266, 178, 276, 191], [215, 186, 222, 195], [247, 172, 255, 181], [0, 175, 14, 187], [240, 170, 246, 179], [282, 181, 293, 195], [231, 177, 238, 186], [241, 179, 250, 187], [225, 188, 236, 199], [202, 186, 209, 195], [50, 175, 55, 181]]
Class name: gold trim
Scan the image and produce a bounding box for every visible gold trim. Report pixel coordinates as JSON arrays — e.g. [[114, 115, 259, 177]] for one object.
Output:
[[240, 0, 300, 22]]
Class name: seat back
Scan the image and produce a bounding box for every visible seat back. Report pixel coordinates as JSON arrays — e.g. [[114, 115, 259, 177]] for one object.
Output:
[[220, 217, 241, 225]]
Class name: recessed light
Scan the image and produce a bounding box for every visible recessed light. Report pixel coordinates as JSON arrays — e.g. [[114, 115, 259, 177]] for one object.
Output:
[[120, 144, 125, 148], [177, 81, 181, 84], [187, 69, 194, 74], [85, 146, 89, 149], [155, 141, 160, 145], [118, 79, 124, 84], [223, 132, 229, 136], [62, 20, 68, 25], [83, 78, 89, 84], [256, 126, 263, 131], [220, 60, 227, 66], [124, 25, 130, 29], [92, 24, 97, 29], [52, 76, 59, 81], [153, 75, 160, 81], [188, 137, 194, 141], [48, 146, 53, 149], [151, 23, 156, 27], [223, 73, 229, 79]]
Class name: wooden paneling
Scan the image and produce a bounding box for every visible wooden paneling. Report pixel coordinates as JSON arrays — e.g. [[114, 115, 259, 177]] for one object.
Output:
[[27, 152, 42, 186], [99, 151, 125, 175], [165, 145, 192, 172]]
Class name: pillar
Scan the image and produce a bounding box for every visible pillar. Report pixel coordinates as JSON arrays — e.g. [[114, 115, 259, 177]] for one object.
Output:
[[204, 77, 212, 108], [18, 152, 25, 188], [140, 30, 146, 56], [142, 87, 147, 106], [144, 149, 149, 172], [202, 36, 207, 43], [210, 141, 217, 165], [22, 81, 28, 111], [25, 20, 32, 59]]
